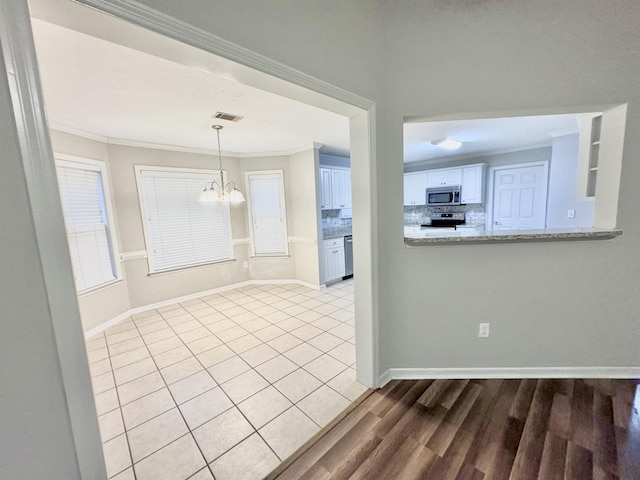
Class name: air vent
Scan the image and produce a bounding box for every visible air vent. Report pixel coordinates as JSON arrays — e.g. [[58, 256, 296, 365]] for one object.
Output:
[[213, 112, 243, 122]]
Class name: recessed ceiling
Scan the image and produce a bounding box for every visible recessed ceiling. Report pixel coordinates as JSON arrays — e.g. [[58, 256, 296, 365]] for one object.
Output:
[[31, 18, 351, 156], [404, 113, 595, 164]]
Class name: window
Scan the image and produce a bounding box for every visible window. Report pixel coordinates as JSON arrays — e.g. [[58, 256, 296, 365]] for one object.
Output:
[[136, 166, 233, 272], [246, 170, 289, 256], [55, 155, 119, 293]]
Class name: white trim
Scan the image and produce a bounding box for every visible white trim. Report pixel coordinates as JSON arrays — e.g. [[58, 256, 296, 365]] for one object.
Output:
[[378, 369, 393, 387], [550, 128, 579, 138], [232, 237, 251, 246], [235, 143, 319, 158], [52, 126, 323, 159], [49, 121, 109, 143], [404, 143, 552, 169], [288, 236, 317, 245], [134, 164, 235, 273], [0, 1, 107, 476], [74, 0, 373, 111], [110, 136, 235, 157], [245, 169, 290, 258], [54, 153, 124, 286], [380, 367, 640, 384], [84, 278, 322, 338], [485, 160, 550, 231], [120, 250, 147, 261]]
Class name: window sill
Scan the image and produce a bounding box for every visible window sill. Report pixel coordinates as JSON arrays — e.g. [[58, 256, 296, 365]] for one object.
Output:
[[404, 227, 622, 246]]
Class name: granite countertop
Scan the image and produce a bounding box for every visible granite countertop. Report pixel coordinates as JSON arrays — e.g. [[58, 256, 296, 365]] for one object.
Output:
[[404, 226, 622, 246], [323, 226, 352, 239]]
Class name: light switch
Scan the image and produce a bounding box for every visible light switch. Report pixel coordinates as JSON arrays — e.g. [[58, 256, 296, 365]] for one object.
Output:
[[567, 209, 576, 218]]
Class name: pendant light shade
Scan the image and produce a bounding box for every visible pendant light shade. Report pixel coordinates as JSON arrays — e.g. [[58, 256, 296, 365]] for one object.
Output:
[[199, 125, 246, 203]]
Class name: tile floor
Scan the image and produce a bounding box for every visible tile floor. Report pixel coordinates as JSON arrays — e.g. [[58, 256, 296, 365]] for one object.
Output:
[[85, 279, 367, 480]]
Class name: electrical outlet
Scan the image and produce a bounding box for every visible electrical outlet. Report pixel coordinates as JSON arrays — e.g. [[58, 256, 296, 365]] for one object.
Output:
[[243, 261, 248, 269], [567, 209, 576, 218], [478, 323, 490, 338]]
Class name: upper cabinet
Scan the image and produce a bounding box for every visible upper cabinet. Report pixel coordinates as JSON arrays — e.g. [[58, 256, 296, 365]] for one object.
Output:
[[426, 168, 462, 188], [460, 164, 486, 204], [403, 172, 428, 206], [320, 166, 351, 209], [404, 163, 486, 205], [320, 168, 333, 209], [332, 169, 352, 208]]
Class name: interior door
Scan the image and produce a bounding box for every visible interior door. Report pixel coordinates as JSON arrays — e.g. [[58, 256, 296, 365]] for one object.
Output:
[[491, 164, 548, 230]]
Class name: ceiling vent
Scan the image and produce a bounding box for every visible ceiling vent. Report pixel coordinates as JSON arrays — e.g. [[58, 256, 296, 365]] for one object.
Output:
[[213, 112, 243, 122]]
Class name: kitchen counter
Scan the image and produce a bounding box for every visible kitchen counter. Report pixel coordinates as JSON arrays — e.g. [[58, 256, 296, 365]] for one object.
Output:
[[323, 226, 352, 239], [404, 226, 622, 245]]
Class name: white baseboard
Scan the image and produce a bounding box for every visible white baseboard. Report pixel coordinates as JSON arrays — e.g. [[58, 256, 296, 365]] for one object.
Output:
[[85, 278, 321, 339], [378, 366, 640, 387]]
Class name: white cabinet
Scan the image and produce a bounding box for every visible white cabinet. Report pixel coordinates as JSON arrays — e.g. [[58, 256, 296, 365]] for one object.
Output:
[[403, 172, 428, 206], [403, 163, 486, 205], [324, 238, 345, 283], [460, 164, 486, 204], [332, 169, 352, 208], [320, 168, 333, 209], [320, 167, 351, 209], [426, 168, 462, 187]]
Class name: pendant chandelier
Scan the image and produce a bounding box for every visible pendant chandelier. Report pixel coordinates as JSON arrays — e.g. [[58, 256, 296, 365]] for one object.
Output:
[[199, 125, 245, 203]]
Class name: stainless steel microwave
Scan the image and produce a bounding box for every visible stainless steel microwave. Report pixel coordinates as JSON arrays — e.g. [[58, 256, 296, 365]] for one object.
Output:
[[425, 185, 461, 206]]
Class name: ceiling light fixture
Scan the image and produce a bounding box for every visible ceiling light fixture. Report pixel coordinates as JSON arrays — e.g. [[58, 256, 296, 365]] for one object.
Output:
[[199, 125, 246, 203], [430, 137, 462, 150]]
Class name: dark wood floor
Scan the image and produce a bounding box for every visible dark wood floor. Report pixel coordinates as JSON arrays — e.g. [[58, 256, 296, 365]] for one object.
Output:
[[274, 378, 640, 479]]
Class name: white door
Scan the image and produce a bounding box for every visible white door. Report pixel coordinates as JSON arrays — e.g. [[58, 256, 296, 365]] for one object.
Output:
[[491, 164, 548, 230]]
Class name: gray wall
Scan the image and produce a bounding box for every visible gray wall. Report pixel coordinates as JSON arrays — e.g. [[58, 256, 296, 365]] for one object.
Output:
[[50, 130, 133, 330], [547, 134, 595, 228], [4, 0, 640, 477], [379, 0, 640, 371], [50, 131, 324, 330], [0, 30, 103, 480], [129, 0, 640, 372]]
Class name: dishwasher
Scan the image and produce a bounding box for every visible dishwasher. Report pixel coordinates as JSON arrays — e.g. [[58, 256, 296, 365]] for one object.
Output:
[[344, 235, 353, 278]]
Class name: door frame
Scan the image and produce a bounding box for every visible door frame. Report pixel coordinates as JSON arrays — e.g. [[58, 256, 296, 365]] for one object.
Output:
[[0, 0, 379, 477], [485, 161, 550, 231]]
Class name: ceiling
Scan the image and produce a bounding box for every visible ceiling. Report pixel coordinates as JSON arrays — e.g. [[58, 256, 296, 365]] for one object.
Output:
[[404, 113, 596, 165], [31, 18, 351, 157]]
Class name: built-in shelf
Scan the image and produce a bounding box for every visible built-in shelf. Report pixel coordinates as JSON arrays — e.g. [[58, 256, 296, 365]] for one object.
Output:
[[586, 115, 602, 198]]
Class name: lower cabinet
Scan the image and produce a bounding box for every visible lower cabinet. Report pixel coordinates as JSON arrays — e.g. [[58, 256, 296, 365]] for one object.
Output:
[[324, 238, 345, 283]]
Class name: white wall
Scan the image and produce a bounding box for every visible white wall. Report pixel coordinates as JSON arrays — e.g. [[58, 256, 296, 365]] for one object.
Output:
[[547, 134, 594, 228]]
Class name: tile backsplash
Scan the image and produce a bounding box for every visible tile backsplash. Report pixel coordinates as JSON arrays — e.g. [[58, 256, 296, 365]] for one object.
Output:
[[404, 204, 486, 226], [322, 209, 352, 228]]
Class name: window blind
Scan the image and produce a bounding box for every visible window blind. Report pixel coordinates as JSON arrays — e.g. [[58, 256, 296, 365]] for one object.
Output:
[[138, 168, 232, 272], [56, 163, 116, 292], [247, 172, 288, 256]]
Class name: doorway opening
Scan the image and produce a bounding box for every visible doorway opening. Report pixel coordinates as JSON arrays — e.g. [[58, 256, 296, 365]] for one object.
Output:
[[3, 0, 377, 478]]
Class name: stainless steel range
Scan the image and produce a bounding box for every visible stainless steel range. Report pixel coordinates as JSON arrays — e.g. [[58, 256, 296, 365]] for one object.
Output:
[[421, 212, 466, 229]]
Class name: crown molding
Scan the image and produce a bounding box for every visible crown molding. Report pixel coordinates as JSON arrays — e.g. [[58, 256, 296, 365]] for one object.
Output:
[[49, 121, 108, 143], [405, 142, 552, 170], [550, 128, 579, 138], [50, 123, 321, 158]]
